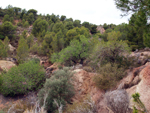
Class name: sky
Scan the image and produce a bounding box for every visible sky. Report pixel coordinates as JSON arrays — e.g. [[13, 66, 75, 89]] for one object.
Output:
[[1, 0, 131, 25]]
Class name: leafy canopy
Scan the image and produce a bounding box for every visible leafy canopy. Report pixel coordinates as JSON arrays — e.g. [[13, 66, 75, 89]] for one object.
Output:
[[90, 31, 130, 69], [51, 35, 90, 65]]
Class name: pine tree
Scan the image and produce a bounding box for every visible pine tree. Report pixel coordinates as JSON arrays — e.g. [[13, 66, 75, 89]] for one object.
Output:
[[16, 36, 29, 63], [3, 36, 10, 56], [127, 11, 147, 50], [143, 32, 150, 47], [26, 34, 34, 48], [0, 40, 7, 59]]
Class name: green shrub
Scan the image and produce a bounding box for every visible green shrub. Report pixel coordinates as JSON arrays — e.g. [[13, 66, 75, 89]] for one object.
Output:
[[30, 57, 40, 64], [90, 31, 130, 70], [1, 21, 16, 40], [16, 36, 29, 64], [0, 39, 8, 59], [0, 37, 10, 59], [93, 63, 126, 91], [51, 35, 90, 65], [83, 66, 93, 72], [26, 34, 34, 48], [38, 67, 75, 113], [30, 42, 39, 54], [0, 110, 4, 113], [32, 19, 48, 37], [0, 60, 45, 96], [2, 14, 10, 23], [23, 21, 29, 28], [132, 93, 147, 113], [0, 35, 5, 40]]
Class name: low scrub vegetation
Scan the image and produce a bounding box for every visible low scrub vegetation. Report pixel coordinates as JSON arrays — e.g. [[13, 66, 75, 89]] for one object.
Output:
[[93, 63, 126, 90], [0, 60, 45, 96], [66, 95, 97, 113], [91, 32, 130, 90], [38, 67, 75, 113]]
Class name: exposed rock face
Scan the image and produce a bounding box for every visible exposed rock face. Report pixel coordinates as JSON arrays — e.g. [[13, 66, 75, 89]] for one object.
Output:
[[72, 69, 96, 102], [45, 63, 59, 78], [118, 63, 150, 111], [96, 26, 105, 34], [40, 60, 51, 69], [72, 69, 106, 112], [0, 60, 16, 71], [117, 65, 145, 90], [16, 26, 33, 36], [136, 65, 150, 111], [8, 44, 16, 52], [130, 51, 150, 65]]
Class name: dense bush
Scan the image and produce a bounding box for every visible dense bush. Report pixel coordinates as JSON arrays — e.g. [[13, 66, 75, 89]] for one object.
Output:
[[0, 21, 16, 40], [2, 14, 10, 22], [29, 42, 39, 54], [0, 60, 45, 96], [51, 35, 90, 65], [32, 19, 48, 37], [38, 67, 75, 113], [90, 31, 130, 69], [23, 21, 30, 28], [26, 34, 34, 48], [93, 63, 126, 90], [0, 40, 7, 59], [17, 22, 23, 27]]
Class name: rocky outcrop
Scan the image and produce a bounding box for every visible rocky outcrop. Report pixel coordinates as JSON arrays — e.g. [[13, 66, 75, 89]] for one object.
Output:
[[136, 65, 150, 111], [117, 62, 150, 111], [96, 26, 105, 34], [16, 26, 32, 36], [45, 63, 59, 78], [118, 65, 146, 90], [0, 60, 16, 71], [72, 69, 95, 102], [130, 51, 150, 65], [8, 44, 16, 52], [72, 69, 106, 112], [40, 60, 52, 69]]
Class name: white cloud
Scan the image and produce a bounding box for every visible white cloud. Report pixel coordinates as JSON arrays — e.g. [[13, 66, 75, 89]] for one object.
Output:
[[0, 0, 131, 25]]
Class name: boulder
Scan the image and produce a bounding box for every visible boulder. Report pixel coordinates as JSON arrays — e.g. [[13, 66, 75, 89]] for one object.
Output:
[[8, 44, 16, 52], [96, 26, 105, 34], [0, 60, 16, 71], [105, 89, 129, 113]]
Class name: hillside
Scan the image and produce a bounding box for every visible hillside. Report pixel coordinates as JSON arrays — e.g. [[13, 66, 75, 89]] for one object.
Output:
[[0, 3, 150, 113]]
